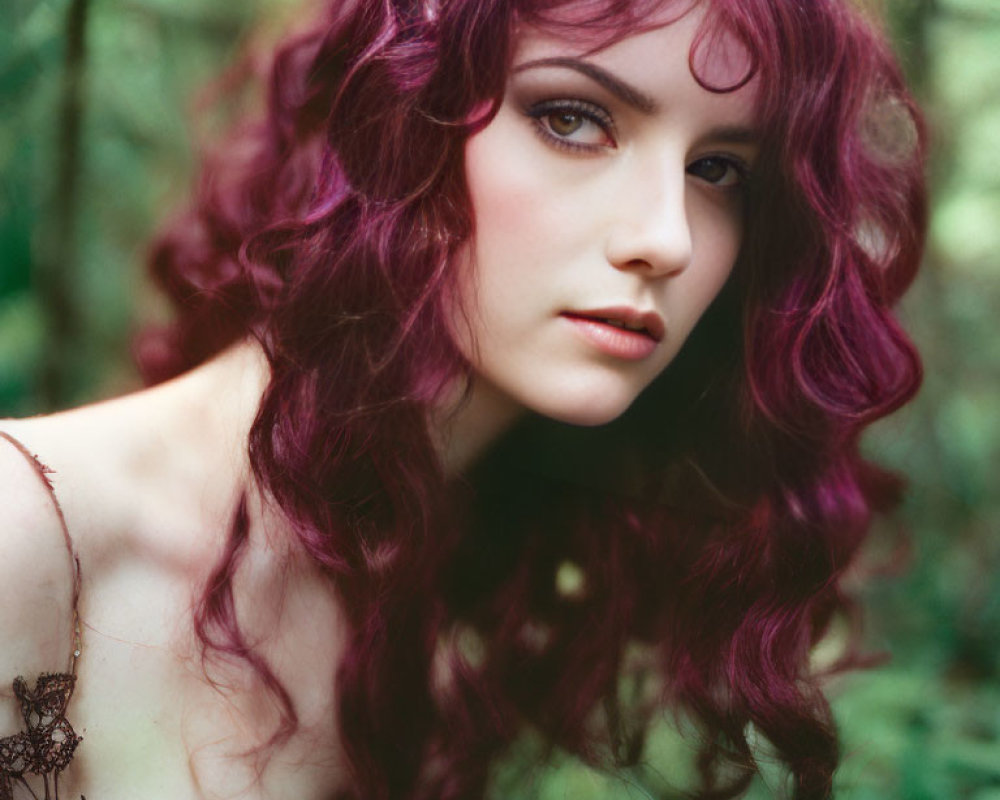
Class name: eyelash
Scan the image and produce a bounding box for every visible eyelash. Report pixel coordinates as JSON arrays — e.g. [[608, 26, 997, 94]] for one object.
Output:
[[525, 98, 616, 153], [524, 98, 752, 190], [686, 155, 752, 190]]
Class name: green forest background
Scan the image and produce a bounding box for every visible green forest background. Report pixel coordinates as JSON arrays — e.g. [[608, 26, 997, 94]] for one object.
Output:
[[1, 0, 998, 797]]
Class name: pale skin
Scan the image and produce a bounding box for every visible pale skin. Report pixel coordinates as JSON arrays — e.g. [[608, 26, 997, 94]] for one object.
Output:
[[0, 8, 758, 798]]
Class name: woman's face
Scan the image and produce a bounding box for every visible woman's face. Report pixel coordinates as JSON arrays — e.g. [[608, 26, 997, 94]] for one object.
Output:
[[452, 5, 759, 426]]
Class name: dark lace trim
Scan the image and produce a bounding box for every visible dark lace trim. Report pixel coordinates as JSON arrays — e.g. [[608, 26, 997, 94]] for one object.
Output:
[[0, 432, 85, 800], [0, 673, 82, 800]]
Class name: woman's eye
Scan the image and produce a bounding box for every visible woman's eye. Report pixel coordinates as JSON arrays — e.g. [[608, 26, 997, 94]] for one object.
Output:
[[548, 111, 586, 137], [687, 156, 748, 188], [527, 100, 615, 151]]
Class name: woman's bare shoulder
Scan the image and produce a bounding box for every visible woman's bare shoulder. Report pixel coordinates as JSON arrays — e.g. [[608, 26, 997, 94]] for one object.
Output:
[[1, 346, 268, 576], [0, 423, 79, 681], [0, 408, 140, 558]]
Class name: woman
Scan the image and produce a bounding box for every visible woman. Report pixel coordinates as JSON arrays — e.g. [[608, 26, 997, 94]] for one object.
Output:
[[0, 0, 926, 798]]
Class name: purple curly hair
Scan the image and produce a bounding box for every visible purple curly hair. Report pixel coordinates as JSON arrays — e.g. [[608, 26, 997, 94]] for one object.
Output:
[[138, 0, 926, 797]]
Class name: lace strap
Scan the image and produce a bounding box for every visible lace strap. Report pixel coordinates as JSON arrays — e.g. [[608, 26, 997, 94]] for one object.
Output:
[[0, 432, 83, 675]]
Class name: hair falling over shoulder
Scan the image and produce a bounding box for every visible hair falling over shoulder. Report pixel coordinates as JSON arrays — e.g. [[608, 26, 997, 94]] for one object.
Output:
[[138, 0, 927, 797]]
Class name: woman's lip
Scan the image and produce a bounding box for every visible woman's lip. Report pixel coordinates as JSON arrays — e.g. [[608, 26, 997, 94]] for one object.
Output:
[[560, 312, 661, 361], [562, 307, 665, 341]]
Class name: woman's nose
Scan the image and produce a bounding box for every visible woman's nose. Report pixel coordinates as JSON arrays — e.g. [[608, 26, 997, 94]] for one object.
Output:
[[604, 165, 692, 278]]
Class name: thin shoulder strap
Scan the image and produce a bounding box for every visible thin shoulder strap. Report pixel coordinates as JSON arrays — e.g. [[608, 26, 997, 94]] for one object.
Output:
[[0, 430, 83, 675]]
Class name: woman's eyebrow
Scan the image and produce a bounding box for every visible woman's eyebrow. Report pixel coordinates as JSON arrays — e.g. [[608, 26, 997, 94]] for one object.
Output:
[[700, 125, 760, 148], [512, 56, 657, 114]]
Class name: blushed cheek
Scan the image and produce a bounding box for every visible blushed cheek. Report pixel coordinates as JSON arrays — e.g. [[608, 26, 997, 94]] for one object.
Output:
[[465, 137, 549, 256], [462, 108, 597, 342]]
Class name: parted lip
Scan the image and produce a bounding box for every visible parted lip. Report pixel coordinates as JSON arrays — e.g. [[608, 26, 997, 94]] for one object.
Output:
[[561, 306, 665, 342]]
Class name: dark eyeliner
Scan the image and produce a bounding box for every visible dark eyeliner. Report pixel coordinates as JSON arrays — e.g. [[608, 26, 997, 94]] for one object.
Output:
[[524, 98, 616, 152], [688, 154, 753, 190]]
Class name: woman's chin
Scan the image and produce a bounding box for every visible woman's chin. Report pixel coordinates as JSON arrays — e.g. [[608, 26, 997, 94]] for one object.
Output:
[[466, 365, 648, 429], [528, 392, 636, 428]]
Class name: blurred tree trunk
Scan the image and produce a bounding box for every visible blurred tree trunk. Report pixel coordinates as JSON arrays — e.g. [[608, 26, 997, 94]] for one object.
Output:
[[37, 0, 90, 409]]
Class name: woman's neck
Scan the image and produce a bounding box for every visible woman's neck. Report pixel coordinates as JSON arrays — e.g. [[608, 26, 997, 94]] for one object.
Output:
[[208, 339, 523, 477], [430, 374, 525, 476]]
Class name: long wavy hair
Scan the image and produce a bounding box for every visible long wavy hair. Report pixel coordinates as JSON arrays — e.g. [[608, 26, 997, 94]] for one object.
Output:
[[138, 0, 927, 797]]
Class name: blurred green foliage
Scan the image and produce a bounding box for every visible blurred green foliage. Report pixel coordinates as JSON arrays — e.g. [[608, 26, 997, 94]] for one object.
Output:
[[1, 0, 998, 797]]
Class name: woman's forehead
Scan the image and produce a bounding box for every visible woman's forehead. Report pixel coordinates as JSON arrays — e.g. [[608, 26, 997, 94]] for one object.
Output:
[[511, 1, 758, 111], [519, 0, 696, 28], [513, 0, 756, 95]]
